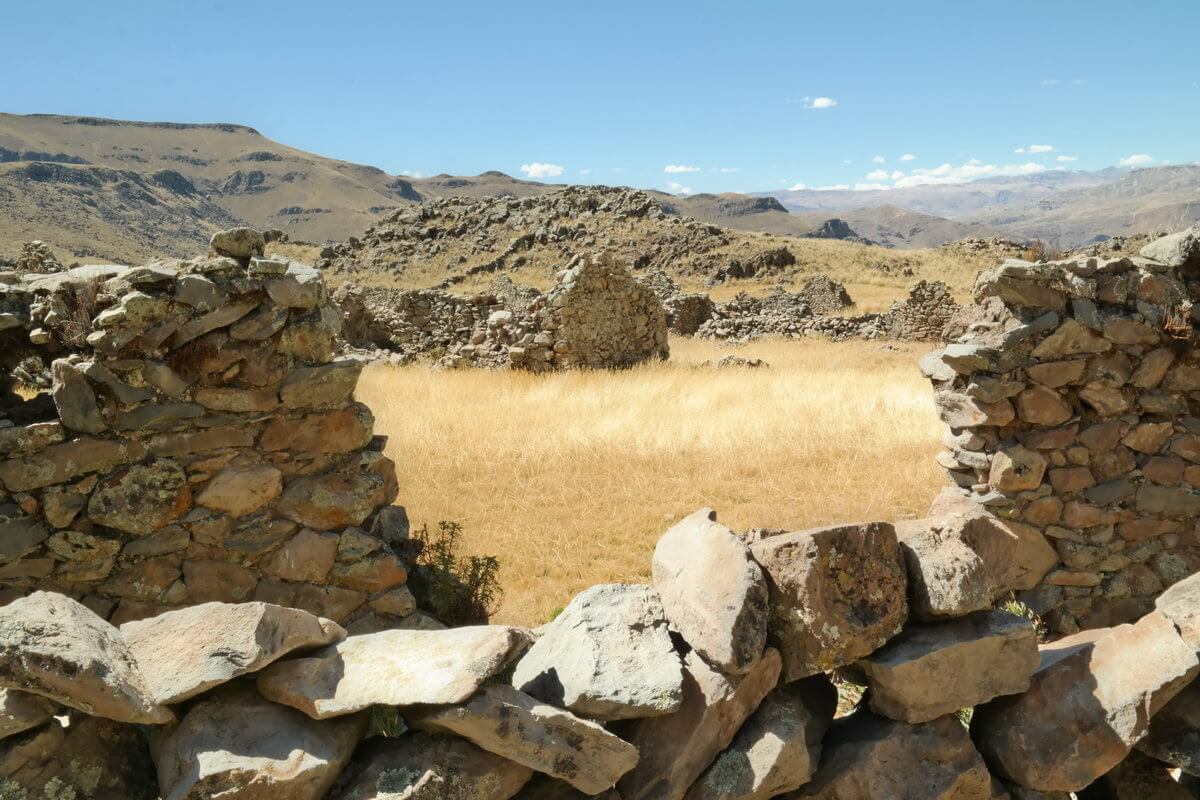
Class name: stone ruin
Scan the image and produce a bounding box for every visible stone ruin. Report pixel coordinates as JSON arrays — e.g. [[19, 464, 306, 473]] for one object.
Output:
[[922, 225, 1200, 637], [0, 227, 415, 632], [5, 228, 1200, 798], [337, 252, 669, 371]]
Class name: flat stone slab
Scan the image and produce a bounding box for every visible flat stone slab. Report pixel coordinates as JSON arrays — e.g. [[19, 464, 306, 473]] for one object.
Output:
[[257, 624, 530, 719], [618, 647, 782, 800], [329, 733, 533, 800], [512, 583, 684, 720], [653, 508, 768, 675], [0, 591, 172, 724], [410, 684, 639, 794], [121, 601, 345, 704], [152, 685, 365, 800], [793, 710, 1008, 799], [972, 610, 1199, 792], [684, 674, 836, 800], [750, 522, 908, 680], [857, 610, 1039, 723]]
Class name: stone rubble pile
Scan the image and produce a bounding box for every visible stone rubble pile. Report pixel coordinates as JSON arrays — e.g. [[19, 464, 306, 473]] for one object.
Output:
[[922, 224, 1200, 636], [0, 227, 416, 632], [0, 241, 64, 275], [338, 253, 669, 371], [4, 497, 1200, 798]]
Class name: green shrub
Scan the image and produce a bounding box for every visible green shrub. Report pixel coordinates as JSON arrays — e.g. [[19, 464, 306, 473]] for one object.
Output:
[[410, 521, 502, 625]]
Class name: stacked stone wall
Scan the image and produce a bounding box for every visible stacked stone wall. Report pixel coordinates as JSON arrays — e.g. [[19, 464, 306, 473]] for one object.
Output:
[[0, 229, 414, 631], [922, 226, 1200, 635]]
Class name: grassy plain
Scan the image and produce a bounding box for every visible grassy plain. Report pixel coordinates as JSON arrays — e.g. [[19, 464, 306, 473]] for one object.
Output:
[[357, 336, 948, 624]]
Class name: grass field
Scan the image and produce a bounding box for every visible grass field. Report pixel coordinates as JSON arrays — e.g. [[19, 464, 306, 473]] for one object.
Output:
[[357, 337, 949, 624]]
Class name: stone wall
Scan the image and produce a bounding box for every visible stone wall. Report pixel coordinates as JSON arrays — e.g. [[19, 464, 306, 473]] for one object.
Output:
[[0, 229, 415, 631], [922, 226, 1200, 635]]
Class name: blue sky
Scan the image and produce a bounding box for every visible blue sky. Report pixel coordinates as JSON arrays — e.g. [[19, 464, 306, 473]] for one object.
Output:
[[5, 0, 1198, 195]]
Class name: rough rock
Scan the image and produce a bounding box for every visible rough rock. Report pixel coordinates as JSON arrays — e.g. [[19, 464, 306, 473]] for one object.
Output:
[[1154, 571, 1200, 649], [330, 733, 532, 800], [87, 459, 191, 535], [120, 601, 345, 704], [0, 591, 172, 724], [1082, 750, 1194, 799], [511, 583, 684, 720], [0, 689, 55, 741], [617, 647, 782, 800], [1135, 678, 1200, 775], [792, 710, 1007, 799], [652, 508, 768, 675], [684, 674, 836, 800], [194, 464, 284, 517], [410, 684, 639, 793], [857, 610, 1039, 723], [210, 226, 266, 259], [257, 625, 530, 719], [749, 522, 908, 681], [152, 685, 365, 800], [972, 610, 1200, 791]]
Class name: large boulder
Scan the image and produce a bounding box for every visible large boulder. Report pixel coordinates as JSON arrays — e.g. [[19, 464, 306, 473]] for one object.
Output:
[[331, 733, 532, 800], [152, 685, 366, 800], [1155, 571, 1200, 649], [684, 674, 836, 800], [793, 710, 1008, 799], [0, 689, 55, 741], [749, 522, 908, 681], [0, 591, 172, 724], [1135, 678, 1200, 775], [257, 625, 530, 719], [617, 647, 782, 800], [972, 611, 1200, 792], [410, 684, 639, 794], [210, 226, 266, 259], [0, 713, 157, 800], [1082, 750, 1193, 799], [857, 610, 1039, 723], [652, 508, 768, 675], [512, 583, 684, 720], [121, 601, 345, 704]]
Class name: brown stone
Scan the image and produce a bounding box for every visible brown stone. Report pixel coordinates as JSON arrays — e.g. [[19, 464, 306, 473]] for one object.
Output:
[[1131, 348, 1176, 388], [1024, 496, 1063, 526], [1118, 518, 1182, 542], [194, 386, 279, 412], [260, 406, 374, 454], [0, 436, 144, 492], [1103, 317, 1159, 345], [1027, 360, 1087, 388], [989, 445, 1048, 492], [276, 470, 391, 530], [263, 529, 339, 583], [328, 551, 407, 592], [87, 459, 191, 535], [1048, 466, 1096, 494], [1079, 383, 1131, 416], [100, 556, 181, 602], [182, 559, 258, 603], [1032, 319, 1111, 359], [1062, 500, 1107, 528], [195, 464, 283, 517], [935, 392, 1015, 428], [280, 360, 363, 409], [1143, 456, 1186, 484], [1016, 385, 1073, 425]]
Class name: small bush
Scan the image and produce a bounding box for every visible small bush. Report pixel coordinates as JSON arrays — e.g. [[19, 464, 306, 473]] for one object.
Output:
[[410, 520, 502, 625]]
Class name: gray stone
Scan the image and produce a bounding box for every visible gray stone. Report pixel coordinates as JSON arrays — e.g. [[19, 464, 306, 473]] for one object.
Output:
[[87, 458, 191, 535], [1136, 679, 1200, 775], [0, 506, 48, 563], [210, 226, 266, 259], [512, 583, 684, 720], [51, 358, 104, 434], [280, 360, 363, 409]]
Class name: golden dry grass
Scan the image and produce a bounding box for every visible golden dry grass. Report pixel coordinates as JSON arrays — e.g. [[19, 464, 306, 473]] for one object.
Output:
[[357, 336, 949, 624]]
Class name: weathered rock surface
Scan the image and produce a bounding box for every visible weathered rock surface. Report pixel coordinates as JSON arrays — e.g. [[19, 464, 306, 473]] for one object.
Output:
[[684, 674, 836, 800], [793, 710, 1008, 799], [513, 775, 621, 799], [653, 507, 768, 675], [1081, 750, 1193, 799], [512, 583, 684, 720], [972, 611, 1199, 791], [331, 733, 533, 800], [617, 647, 782, 800], [750, 522, 908, 680], [1155, 571, 1200, 649], [1135, 678, 1200, 775], [257, 625, 530, 718], [0, 689, 55, 741], [0, 591, 171, 724], [210, 226, 266, 259], [121, 601, 345, 704], [410, 684, 639, 794], [857, 610, 1039, 723], [152, 685, 366, 800]]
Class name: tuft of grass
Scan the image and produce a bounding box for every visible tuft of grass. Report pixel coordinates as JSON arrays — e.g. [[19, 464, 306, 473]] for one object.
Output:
[[358, 336, 947, 624]]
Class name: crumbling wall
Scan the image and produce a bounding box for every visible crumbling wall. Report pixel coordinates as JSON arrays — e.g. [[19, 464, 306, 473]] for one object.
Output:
[[0, 229, 413, 631], [922, 226, 1200, 634]]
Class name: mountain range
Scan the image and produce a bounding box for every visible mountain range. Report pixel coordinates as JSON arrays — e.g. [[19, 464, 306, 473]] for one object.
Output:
[[1, 112, 1197, 265]]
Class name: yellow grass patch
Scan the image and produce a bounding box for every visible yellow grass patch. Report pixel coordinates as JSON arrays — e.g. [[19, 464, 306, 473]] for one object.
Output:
[[357, 337, 949, 624]]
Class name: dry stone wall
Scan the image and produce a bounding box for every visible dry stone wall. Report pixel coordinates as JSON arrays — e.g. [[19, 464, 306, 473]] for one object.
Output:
[[922, 225, 1200, 635], [0, 228, 415, 632]]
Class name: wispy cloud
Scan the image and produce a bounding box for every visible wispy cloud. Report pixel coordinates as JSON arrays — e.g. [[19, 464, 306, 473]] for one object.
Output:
[[519, 162, 564, 178], [665, 181, 693, 195], [717, 167, 739, 173], [898, 153, 916, 162], [893, 160, 1047, 188], [1055, 155, 1078, 163], [805, 96, 837, 109], [1015, 144, 1054, 154], [578, 168, 592, 175], [787, 182, 807, 191], [854, 182, 890, 191], [664, 164, 701, 173], [812, 183, 850, 191], [872, 155, 886, 164], [1119, 154, 1155, 167]]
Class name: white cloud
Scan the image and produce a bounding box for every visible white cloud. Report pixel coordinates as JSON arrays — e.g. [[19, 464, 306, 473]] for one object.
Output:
[[899, 153, 916, 161], [892, 160, 1047, 188], [398, 170, 424, 178], [854, 182, 890, 191], [872, 155, 886, 164], [1056, 155, 1078, 163], [813, 183, 850, 191], [787, 182, 807, 191], [578, 168, 592, 175], [1015, 144, 1054, 154], [664, 164, 701, 173], [718, 167, 738, 173], [804, 96, 837, 109], [865, 169, 890, 181], [1119, 154, 1155, 167], [890, 170, 905, 180], [665, 181, 692, 195], [519, 162, 564, 178]]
